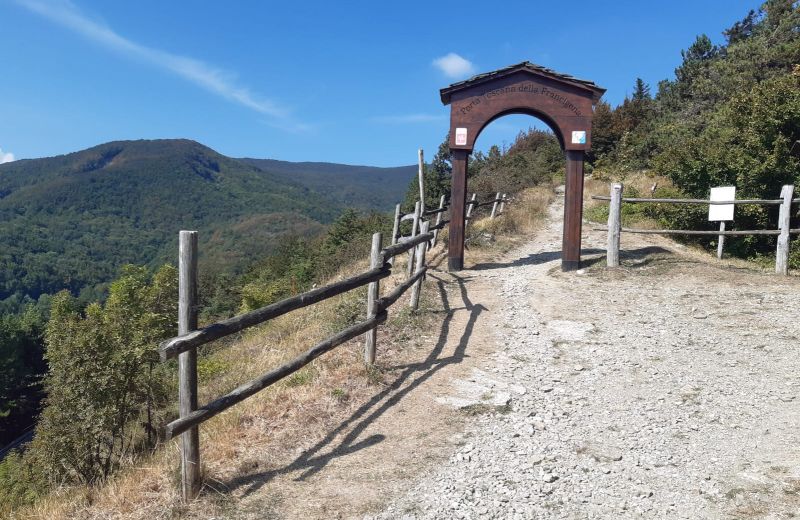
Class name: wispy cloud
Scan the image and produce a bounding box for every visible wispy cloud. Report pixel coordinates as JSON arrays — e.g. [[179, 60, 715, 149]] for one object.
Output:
[[15, 0, 303, 127], [372, 113, 447, 124], [432, 53, 475, 79], [0, 148, 15, 164]]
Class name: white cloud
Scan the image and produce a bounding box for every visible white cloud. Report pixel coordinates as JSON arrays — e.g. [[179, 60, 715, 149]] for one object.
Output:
[[372, 113, 447, 124], [0, 148, 15, 164], [15, 0, 303, 127], [432, 53, 475, 79]]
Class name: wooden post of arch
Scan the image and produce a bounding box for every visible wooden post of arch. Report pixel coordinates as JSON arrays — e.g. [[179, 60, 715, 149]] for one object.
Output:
[[562, 150, 585, 270], [439, 61, 605, 272], [448, 150, 469, 271]]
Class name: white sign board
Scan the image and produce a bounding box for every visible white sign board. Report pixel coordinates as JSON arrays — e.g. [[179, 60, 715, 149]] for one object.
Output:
[[708, 186, 735, 222], [455, 127, 468, 146], [571, 130, 586, 144]]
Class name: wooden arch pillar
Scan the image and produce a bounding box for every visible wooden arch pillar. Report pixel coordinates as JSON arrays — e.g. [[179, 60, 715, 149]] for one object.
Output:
[[440, 62, 605, 271]]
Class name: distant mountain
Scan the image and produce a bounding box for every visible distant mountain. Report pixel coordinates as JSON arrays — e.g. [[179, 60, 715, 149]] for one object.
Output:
[[0, 139, 413, 309], [240, 158, 415, 211]]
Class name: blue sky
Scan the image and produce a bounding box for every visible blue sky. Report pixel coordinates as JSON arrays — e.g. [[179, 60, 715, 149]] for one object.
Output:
[[1, 0, 760, 166]]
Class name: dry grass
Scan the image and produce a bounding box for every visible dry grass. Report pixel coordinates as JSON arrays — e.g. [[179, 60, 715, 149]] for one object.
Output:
[[14, 190, 543, 520], [585, 171, 675, 204], [14, 251, 446, 520], [465, 185, 556, 266], [584, 171, 675, 230]]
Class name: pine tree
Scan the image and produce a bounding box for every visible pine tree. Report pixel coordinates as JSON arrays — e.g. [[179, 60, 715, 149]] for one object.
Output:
[[632, 78, 651, 101]]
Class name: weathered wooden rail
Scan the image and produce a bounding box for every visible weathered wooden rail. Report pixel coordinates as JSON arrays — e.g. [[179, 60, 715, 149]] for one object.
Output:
[[593, 183, 798, 274], [161, 191, 510, 500], [391, 192, 507, 245]]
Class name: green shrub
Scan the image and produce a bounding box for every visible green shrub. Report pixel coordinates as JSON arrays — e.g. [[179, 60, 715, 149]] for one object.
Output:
[[29, 265, 177, 486], [0, 450, 46, 513]]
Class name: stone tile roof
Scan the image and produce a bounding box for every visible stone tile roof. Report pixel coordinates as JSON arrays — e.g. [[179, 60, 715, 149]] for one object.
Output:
[[440, 61, 606, 104]]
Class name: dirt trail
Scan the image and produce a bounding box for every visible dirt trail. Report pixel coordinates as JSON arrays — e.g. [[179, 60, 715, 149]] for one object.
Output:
[[247, 193, 800, 519], [226, 259, 503, 519]]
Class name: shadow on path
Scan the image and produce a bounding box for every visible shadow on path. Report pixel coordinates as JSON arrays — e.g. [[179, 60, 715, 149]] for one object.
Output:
[[470, 246, 674, 271], [221, 271, 485, 497], [470, 248, 604, 271]]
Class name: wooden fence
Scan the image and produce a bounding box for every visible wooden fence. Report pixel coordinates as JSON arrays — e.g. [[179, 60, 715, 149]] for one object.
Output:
[[159, 191, 509, 500], [593, 183, 799, 274], [391, 192, 507, 245]]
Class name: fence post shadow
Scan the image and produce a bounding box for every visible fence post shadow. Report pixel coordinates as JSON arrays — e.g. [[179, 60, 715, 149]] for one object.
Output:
[[220, 271, 485, 497]]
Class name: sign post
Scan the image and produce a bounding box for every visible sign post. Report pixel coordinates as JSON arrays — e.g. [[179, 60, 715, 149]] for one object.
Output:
[[708, 186, 735, 259]]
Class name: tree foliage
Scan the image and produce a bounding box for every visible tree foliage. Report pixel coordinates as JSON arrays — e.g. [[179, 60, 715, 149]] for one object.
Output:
[[28, 265, 177, 485], [239, 209, 392, 311], [469, 129, 562, 199], [0, 307, 46, 445], [592, 1, 800, 262]]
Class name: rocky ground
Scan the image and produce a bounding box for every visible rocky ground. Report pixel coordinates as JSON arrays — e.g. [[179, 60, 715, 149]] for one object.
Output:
[[369, 198, 800, 519]]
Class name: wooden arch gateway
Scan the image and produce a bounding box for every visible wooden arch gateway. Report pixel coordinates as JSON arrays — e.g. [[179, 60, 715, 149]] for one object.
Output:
[[440, 61, 606, 271]]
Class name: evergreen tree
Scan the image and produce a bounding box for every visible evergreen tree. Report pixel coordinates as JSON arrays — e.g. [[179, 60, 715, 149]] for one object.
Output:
[[589, 100, 619, 164], [632, 78, 651, 101]]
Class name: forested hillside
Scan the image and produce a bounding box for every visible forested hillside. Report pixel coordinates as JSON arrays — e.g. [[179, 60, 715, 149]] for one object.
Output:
[[0, 140, 323, 310], [589, 0, 800, 263], [0, 139, 413, 313], [0, 139, 412, 451], [241, 158, 415, 210]]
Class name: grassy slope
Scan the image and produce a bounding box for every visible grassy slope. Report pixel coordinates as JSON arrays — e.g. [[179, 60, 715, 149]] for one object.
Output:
[[14, 186, 553, 519]]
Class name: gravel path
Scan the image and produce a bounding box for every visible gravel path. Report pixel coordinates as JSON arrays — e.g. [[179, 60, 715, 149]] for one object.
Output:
[[370, 195, 800, 519]]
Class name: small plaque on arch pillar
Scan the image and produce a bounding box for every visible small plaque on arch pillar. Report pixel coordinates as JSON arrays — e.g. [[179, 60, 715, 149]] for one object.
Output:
[[455, 127, 468, 146], [571, 131, 587, 145]]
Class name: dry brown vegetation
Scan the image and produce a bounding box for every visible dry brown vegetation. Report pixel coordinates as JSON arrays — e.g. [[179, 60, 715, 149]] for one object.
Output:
[[10, 186, 555, 519], [584, 171, 677, 230], [18, 265, 430, 518], [465, 185, 556, 262]]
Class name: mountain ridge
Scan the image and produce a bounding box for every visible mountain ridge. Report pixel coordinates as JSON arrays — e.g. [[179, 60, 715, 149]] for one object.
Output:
[[0, 138, 414, 310]]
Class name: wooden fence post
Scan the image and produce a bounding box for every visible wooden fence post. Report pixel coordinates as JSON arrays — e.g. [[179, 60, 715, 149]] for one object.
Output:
[[499, 193, 507, 214], [432, 195, 445, 247], [389, 203, 401, 266], [364, 232, 382, 364], [407, 201, 421, 278], [417, 149, 425, 213], [490, 192, 501, 218], [607, 183, 623, 267], [178, 230, 201, 500], [465, 193, 477, 233], [410, 222, 429, 310], [717, 221, 726, 260], [391, 204, 401, 246], [776, 184, 794, 275]]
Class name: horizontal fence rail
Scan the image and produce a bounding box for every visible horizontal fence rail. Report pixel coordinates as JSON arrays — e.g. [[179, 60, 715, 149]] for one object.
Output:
[[381, 231, 435, 260], [595, 182, 796, 274], [422, 205, 449, 217], [592, 226, 800, 236], [163, 190, 512, 500], [378, 266, 427, 312], [592, 195, 797, 205], [391, 193, 507, 246], [164, 311, 388, 440], [160, 265, 391, 360]]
